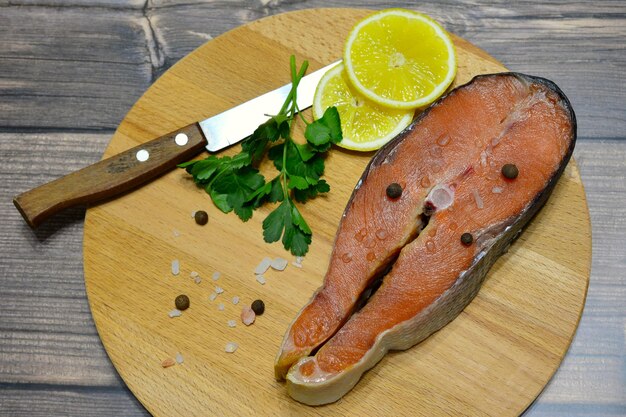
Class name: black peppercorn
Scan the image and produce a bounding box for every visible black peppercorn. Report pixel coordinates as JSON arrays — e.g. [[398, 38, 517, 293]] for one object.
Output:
[[501, 164, 519, 179], [386, 183, 403, 199], [251, 299, 265, 315], [460, 233, 473, 246], [175, 294, 190, 310], [194, 210, 209, 225]]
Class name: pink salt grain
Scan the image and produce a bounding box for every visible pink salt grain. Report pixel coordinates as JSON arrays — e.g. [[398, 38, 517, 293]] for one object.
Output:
[[161, 358, 176, 368], [241, 306, 256, 326]]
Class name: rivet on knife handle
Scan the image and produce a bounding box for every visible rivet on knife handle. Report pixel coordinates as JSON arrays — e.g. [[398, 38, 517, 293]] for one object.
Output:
[[13, 123, 208, 229]]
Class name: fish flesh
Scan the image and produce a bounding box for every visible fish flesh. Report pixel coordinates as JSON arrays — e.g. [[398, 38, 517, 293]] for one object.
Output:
[[274, 73, 576, 405]]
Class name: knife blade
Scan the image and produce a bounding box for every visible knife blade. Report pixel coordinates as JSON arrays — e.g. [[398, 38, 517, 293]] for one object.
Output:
[[13, 61, 339, 229]]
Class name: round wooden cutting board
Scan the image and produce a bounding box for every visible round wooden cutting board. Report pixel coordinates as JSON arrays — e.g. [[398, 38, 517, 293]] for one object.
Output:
[[83, 8, 591, 417]]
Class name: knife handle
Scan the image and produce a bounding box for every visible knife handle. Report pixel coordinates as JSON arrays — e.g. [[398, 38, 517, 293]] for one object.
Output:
[[13, 123, 208, 229]]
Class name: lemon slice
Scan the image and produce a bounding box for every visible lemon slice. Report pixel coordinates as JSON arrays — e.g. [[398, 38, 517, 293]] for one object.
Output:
[[313, 63, 414, 151], [344, 9, 456, 109]]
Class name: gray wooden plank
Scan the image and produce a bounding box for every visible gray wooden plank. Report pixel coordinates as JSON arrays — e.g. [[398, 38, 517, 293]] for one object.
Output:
[[0, 6, 153, 130], [0, 0, 144, 6], [539, 355, 625, 404], [0, 385, 149, 417], [144, 2, 250, 72], [1, 133, 120, 387], [527, 402, 626, 417]]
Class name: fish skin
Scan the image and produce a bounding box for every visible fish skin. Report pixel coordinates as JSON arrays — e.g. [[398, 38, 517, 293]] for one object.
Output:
[[276, 72, 576, 404]]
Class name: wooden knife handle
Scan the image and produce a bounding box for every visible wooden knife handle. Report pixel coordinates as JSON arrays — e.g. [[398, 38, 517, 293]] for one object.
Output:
[[13, 123, 208, 229]]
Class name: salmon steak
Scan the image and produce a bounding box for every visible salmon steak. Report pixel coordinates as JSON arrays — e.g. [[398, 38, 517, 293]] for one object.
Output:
[[275, 72, 576, 405]]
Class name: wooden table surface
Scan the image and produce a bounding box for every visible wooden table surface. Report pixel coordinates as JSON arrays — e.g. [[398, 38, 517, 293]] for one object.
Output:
[[0, 1, 624, 416]]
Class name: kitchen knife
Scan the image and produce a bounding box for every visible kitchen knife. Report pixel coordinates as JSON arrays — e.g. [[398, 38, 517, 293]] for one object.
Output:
[[13, 61, 339, 229]]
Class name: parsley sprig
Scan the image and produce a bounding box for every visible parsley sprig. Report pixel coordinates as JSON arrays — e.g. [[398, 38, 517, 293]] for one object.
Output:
[[178, 56, 342, 256]]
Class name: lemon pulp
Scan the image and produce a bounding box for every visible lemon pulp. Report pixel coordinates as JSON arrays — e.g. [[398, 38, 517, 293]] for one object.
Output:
[[313, 63, 414, 151], [344, 9, 456, 109]]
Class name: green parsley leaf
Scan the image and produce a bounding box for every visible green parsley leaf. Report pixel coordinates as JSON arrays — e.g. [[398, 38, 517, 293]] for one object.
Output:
[[295, 142, 317, 162], [209, 188, 232, 213], [293, 179, 330, 203], [268, 176, 284, 203], [210, 166, 265, 221], [267, 201, 311, 256], [288, 175, 309, 190], [262, 201, 290, 243], [305, 106, 343, 151]]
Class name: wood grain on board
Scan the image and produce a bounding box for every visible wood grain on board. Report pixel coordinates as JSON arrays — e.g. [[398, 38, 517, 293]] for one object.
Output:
[[80, 9, 590, 417]]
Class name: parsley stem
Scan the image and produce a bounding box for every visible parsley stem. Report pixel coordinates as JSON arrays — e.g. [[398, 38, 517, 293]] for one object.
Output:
[[279, 57, 309, 116], [279, 57, 309, 202], [294, 102, 310, 125]]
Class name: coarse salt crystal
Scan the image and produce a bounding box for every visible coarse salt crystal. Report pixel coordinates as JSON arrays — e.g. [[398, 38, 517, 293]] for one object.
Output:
[[271, 257, 288, 271], [194, 277, 202, 284], [171, 259, 180, 276], [227, 320, 236, 328], [172, 229, 180, 238], [472, 190, 484, 209], [492, 186, 503, 194], [168, 309, 182, 318], [161, 358, 176, 368], [241, 306, 256, 326], [191, 210, 197, 218], [209, 293, 217, 301], [225, 342, 238, 353], [175, 353, 184, 364], [190, 271, 199, 278], [212, 271, 221, 281], [218, 303, 225, 311], [255, 257, 272, 275], [256, 275, 266, 285], [215, 286, 224, 294], [232, 296, 240, 305]]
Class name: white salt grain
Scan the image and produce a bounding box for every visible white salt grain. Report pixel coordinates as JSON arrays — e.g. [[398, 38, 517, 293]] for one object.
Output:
[[191, 210, 197, 218], [190, 271, 199, 278], [492, 186, 504, 194], [271, 257, 288, 271], [172, 229, 180, 238], [168, 309, 182, 318], [227, 320, 236, 328], [256, 275, 266, 285], [194, 276, 202, 284], [171, 259, 180, 276], [212, 271, 221, 281], [225, 342, 238, 353], [215, 286, 224, 294], [209, 293, 217, 301], [218, 303, 225, 311], [175, 353, 184, 364], [232, 296, 240, 305], [255, 257, 272, 275]]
